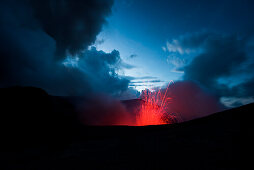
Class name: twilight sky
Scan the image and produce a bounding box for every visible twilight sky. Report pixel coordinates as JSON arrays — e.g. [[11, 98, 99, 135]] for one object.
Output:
[[97, 0, 254, 87], [0, 0, 254, 107], [96, 0, 254, 106]]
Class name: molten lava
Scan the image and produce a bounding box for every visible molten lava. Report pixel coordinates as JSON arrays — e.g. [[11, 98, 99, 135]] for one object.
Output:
[[136, 82, 174, 126], [80, 82, 176, 126]]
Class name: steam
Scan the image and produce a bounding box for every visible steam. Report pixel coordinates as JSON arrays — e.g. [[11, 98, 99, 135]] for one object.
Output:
[[155, 81, 223, 122]]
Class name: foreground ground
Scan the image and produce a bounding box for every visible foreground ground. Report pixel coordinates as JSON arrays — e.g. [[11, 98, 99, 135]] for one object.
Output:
[[0, 87, 250, 169]]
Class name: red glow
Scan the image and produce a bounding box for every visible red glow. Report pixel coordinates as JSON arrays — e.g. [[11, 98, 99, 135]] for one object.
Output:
[[136, 81, 175, 126], [79, 82, 177, 126]]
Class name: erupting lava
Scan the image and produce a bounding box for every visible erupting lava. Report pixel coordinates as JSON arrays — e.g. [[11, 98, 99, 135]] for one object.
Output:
[[80, 82, 176, 126], [136, 81, 174, 126]]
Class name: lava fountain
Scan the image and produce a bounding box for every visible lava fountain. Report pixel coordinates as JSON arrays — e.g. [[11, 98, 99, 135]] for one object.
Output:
[[79, 82, 176, 126], [136, 81, 175, 126]]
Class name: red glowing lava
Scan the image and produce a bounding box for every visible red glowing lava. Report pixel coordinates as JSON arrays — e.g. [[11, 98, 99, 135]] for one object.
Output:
[[80, 82, 177, 126], [136, 81, 174, 126]]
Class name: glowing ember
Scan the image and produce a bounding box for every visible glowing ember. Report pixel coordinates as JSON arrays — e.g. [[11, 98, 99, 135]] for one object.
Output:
[[136, 81, 174, 126]]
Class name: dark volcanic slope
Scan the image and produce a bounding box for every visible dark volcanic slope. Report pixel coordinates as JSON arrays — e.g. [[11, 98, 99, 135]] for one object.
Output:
[[0, 87, 251, 170]]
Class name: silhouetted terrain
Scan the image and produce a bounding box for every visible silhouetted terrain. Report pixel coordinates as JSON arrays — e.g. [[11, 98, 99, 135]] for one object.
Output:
[[0, 87, 250, 169]]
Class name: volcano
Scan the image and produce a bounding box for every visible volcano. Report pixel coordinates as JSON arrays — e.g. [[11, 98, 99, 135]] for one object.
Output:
[[0, 87, 250, 169]]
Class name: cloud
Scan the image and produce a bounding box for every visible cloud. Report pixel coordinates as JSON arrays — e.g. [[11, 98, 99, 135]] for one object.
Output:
[[163, 32, 212, 55], [129, 54, 137, 59], [124, 76, 159, 81], [128, 84, 145, 87], [162, 46, 167, 52], [128, 77, 165, 91], [166, 40, 186, 54], [163, 32, 210, 72], [183, 34, 247, 88], [0, 0, 132, 97], [130, 80, 164, 84], [182, 33, 254, 104], [116, 87, 140, 100], [77, 47, 130, 95], [94, 39, 105, 46], [30, 0, 114, 58], [167, 55, 185, 67], [220, 96, 254, 108], [120, 62, 136, 69], [164, 31, 254, 107]]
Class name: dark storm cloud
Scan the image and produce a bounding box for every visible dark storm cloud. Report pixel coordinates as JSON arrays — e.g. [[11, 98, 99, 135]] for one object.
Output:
[[183, 33, 247, 89], [77, 47, 130, 95], [231, 77, 254, 98], [30, 0, 114, 58], [166, 31, 254, 106], [0, 0, 131, 96]]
